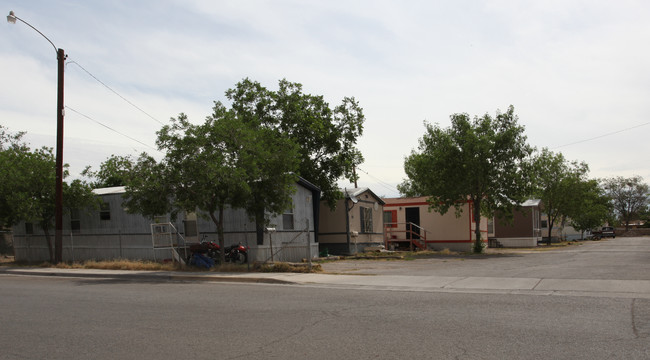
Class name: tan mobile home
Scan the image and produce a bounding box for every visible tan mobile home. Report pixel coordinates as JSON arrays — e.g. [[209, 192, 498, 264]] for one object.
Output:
[[382, 197, 488, 252], [492, 199, 543, 247], [318, 188, 385, 255]]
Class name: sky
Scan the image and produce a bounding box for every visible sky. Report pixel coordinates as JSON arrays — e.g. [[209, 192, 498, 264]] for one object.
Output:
[[2, 0, 650, 198]]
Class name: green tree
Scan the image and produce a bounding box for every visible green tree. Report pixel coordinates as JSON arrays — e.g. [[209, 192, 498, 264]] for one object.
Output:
[[0, 126, 96, 262], [82, 154, 134, 188], [226, 78, 365, 209], [530, 148, 589, 245], [637, 206, 650, 228], [0, 126, 29, 226], [567, 179, 611, 239], [603, 176, 650, 231], [125, 103, 299, 262], [123, 153, 173, 218], [399, 106, 532, 253]]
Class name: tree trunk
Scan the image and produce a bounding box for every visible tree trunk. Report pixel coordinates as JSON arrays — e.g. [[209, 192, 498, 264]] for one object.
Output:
[[547, 218, 554, 246], [255, 210, 265, 247], [473, 198, 483, 253], [42, 225, 54, 263], [209, 205, 226, 265]]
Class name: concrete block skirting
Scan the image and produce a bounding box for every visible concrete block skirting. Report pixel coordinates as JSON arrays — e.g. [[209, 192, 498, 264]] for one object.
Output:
[[496, 237, 539, 248]]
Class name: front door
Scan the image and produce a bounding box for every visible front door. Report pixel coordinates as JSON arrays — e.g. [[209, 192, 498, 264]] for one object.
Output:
[[405, 207, 420, 240]]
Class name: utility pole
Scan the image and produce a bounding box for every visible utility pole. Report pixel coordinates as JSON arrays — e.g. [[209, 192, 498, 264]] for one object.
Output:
[[8, 11, 66, 263]]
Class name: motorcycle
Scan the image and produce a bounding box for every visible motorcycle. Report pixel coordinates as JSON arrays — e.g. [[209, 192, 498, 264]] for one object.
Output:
[[186, 235, 248, 266], [223, 242, 248, 264]]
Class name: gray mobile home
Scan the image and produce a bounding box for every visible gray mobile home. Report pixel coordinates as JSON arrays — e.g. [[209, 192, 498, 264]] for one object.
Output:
[[12, 178, 321, 263]]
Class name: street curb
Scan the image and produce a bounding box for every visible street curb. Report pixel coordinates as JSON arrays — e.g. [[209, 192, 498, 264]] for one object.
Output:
[[167, 275, 295, 285], [0, 268, 297, 285]]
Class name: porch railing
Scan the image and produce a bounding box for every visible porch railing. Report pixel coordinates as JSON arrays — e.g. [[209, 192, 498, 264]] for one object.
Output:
[[383, 222, 429, 251]]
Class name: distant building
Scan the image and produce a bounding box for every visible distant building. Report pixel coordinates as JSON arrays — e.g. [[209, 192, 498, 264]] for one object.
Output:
[[540, 214, 582, 242]]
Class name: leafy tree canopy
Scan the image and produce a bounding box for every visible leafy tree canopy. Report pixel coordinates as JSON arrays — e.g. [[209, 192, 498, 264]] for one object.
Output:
[[529, 148, 590, 244], [399, 105, 532, 253], [225, 78, 365, 209], [603, 175, 650, 231], [567, 179, 612, 238], [123, 102, 299, 260], [82, 154, 134, 188], [0, 126, 96, 261]]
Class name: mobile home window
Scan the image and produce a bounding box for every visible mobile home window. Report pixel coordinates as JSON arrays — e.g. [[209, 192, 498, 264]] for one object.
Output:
[[70, 209, 81, 234], [25, 222, 34, 235], [100, 202, 111, 221], [383, 210, 397, 228], [360, 207, 373, 233], [183, 220, 198, 237], [283, 207, 294, 230]]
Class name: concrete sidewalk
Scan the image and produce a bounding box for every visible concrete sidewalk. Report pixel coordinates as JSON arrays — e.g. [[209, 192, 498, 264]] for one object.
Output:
[[2, 267, 650, 299]]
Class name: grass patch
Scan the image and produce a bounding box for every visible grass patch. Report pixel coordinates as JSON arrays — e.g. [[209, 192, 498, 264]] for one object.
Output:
[[529, 240, 587, 250], [51, 259, 184, 271], [0, 255, 15, 265], [328, 248, 462, 261], [253, 262, 322, 273], [3, 257, 321, 273]]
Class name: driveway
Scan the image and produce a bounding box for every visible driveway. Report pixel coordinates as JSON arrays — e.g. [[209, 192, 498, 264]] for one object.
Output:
[[320, 236, 650, 280]]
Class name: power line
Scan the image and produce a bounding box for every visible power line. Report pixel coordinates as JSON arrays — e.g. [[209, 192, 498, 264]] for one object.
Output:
[[66, 60, 166, 126], [356, 166, 400, 196], [552, 121, 650, 149], [65, 105, 160, 153]]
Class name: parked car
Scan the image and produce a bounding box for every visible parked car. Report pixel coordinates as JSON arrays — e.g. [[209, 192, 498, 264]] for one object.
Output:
[[591, 226, 616, 240]]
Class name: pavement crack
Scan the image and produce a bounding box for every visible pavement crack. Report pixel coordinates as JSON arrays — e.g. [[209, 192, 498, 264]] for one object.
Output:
[[632, 298, 640, 338], [631, 298, 650, 339], [3, 351, 31, 360], [442, 277, 467, 289], [454, 344, 469, 360], [224, 310, 336, 360]]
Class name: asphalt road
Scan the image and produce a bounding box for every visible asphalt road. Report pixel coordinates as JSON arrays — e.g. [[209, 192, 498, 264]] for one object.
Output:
[[1, 276, 648, 360], [1, 237, 649, 359]]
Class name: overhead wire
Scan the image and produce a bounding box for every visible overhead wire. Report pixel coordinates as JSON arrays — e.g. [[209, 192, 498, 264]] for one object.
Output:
[[65, 106, 160, 153], [61, 58, 169, 157], [66, 60, 166, 126], [552, 121, 650, 149], [66, 58, 647, 189], [356, 166, 400, 196], [355, 118, 650, 197]]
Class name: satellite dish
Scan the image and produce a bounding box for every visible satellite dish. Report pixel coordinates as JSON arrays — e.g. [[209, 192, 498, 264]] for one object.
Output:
[[374, 201, 378, 211]]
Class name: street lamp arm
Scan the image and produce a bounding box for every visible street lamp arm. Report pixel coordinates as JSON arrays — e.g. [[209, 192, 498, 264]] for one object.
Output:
[[7, 11, 58, 55]]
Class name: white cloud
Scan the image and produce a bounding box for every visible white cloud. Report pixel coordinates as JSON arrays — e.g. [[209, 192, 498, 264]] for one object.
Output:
[[3, 0, 650, 196]]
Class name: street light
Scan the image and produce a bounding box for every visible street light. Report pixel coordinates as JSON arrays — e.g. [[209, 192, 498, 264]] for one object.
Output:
[[8, 10, 66, 263]]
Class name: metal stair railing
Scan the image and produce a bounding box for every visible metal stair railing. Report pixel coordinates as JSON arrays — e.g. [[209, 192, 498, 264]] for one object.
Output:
[[150, 222, 188, 265], [384, 222, 429, 251]]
